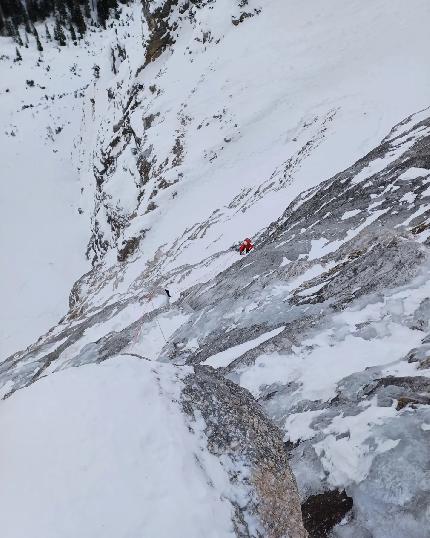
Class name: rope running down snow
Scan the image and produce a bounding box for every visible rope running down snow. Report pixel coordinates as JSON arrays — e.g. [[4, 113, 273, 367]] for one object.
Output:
[[150, 298, 168, 345]]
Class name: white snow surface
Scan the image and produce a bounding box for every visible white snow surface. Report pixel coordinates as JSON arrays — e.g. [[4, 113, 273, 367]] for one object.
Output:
[[340, 209, 362, 220], [0, 356, 236, 538], [0, 26, 99, 357], [239, 322, 422, 403], [202, 326, 285, 368], [398, 167, 430, 181]]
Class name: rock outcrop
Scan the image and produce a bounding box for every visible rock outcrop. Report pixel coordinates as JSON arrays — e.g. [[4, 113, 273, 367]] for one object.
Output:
[[183, 365, 307, 537]]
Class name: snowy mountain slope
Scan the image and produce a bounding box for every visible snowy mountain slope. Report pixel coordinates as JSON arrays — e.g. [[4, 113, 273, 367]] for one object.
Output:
[[0, 357, 237, 538], [77, 0, 430, 278], [0, 355, 306, 538], [1, 0, 430, 536], [0, 23, 95, 358], [3, 109, 430, 536], [0, 2, 151, 359], [3, 0, 429, 349]]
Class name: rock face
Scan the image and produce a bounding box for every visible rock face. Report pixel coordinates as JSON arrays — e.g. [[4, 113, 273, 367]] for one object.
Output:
[[301, 490, 353, 538], [141, 0, 179, 66], [183, 366, 307, 538]]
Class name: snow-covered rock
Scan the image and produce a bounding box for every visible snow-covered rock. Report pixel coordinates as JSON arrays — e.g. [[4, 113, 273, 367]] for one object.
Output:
[[0, 354, 306, 537], [0, 357, 237, 538]]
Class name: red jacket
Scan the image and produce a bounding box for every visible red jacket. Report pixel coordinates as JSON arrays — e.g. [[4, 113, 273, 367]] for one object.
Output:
[[239, 238, 254, 254]]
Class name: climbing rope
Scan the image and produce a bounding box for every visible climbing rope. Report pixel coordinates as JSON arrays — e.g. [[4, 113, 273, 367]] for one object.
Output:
[[149, 297, 168, 345]]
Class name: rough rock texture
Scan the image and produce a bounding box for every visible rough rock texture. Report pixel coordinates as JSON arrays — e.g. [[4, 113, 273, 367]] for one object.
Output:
[[301, 490, 353, 538], [141, 0, 180, 66], [182, 365, 307, 538]]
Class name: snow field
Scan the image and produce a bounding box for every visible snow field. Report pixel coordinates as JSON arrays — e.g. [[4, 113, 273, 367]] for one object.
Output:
[[0, 356, 236, 538], [65, 0, 430, 313]]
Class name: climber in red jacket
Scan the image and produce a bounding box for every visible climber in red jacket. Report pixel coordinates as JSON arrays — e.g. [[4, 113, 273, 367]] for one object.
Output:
[[239, 237, 254, 255]]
